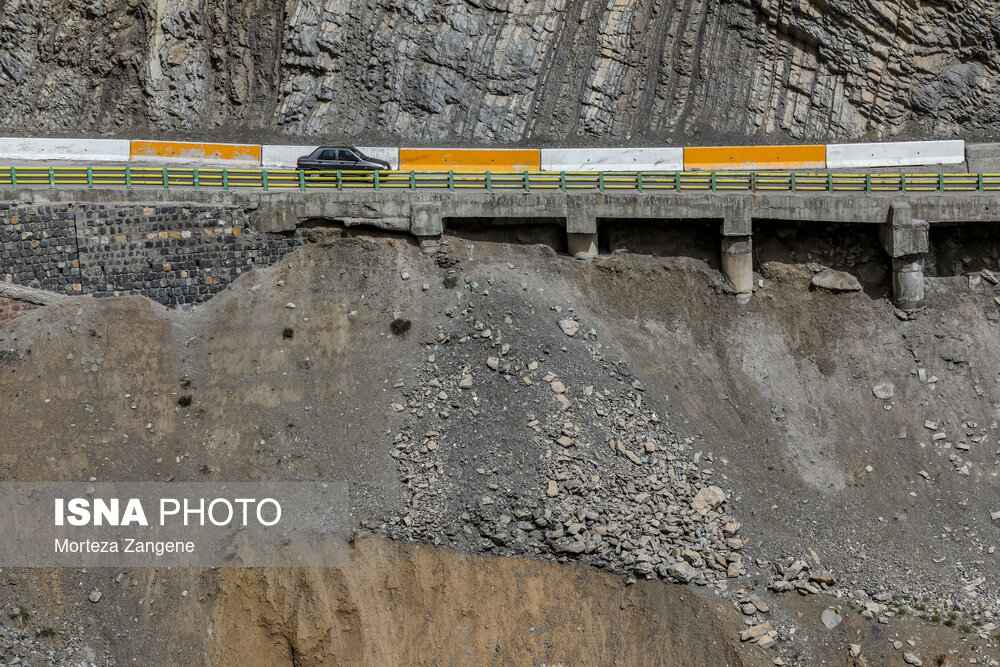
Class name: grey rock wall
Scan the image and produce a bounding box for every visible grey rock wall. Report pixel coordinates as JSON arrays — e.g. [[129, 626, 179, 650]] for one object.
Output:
[[0, 0, 997, 144]]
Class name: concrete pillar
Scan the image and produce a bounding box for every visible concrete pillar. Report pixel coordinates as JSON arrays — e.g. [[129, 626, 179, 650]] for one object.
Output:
[[721, 235, 753, 303], [566, 205, 598, 259], [410, 201, 442, 254], [881, 203, 929, 310], [892, 257, 924, 311], [567, 233, 598, 259]]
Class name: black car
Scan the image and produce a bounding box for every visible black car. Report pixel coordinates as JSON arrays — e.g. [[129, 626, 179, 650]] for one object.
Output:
[[296, 146, 390, 171]]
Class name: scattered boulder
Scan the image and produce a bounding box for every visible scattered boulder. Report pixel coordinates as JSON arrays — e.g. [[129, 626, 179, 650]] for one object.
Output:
[[558, 319, 580, 337], [810, 269, 862, 293]]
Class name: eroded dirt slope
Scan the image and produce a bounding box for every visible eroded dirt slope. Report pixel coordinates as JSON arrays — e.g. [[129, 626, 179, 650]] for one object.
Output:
[[0, 227, 999, 665]]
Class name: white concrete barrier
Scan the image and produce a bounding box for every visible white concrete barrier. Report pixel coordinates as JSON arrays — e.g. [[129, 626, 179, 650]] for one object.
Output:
[[826, 140, 965, 169], [261, 145, 399, 169], [541, 147, 683, 171], [0, 137, 131, 162]]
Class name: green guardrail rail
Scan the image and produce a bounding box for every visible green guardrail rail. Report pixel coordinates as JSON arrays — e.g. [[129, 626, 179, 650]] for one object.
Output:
[[0, 166, 998, 193]]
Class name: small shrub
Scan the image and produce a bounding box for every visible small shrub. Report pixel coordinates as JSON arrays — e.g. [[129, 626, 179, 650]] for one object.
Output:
[[390, 318, 412, 335], [177, 395, 192, 407], [943, 619, 954, 627], [443, 275, 459, 288], [930, 614, 941, 623], [35, 627, 56, 639], [9, 605, 29, 628], [282, 327, 294, 339], [959, 624, 972, 633]]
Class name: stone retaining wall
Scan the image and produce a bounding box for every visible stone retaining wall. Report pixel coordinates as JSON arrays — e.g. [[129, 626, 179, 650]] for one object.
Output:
[[0, 202, 303, 306]]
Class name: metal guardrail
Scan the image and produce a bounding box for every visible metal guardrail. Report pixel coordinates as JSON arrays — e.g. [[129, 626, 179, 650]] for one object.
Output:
[[1, 166, 999, 193]]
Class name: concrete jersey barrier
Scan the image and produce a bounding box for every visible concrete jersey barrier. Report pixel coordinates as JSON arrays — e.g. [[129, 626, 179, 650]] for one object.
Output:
[[684, 145, 826, 171], [130, 141, 262, 165], [827, 140, 965, 169], [399, 148, 540, 172], [540, 147, 683, 171], [0, 137, 131, 162]]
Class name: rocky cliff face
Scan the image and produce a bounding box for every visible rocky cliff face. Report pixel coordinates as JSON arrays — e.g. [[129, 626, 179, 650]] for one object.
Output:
[[0, 0, 998, 144]]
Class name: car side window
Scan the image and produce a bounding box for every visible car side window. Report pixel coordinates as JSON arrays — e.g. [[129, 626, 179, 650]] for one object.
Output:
[[319, 150, 337, 160], [341, 150, 359, 162]]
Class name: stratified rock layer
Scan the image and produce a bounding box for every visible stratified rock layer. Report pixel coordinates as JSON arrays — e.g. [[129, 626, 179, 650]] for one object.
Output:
[[1, 1, 998, 142]]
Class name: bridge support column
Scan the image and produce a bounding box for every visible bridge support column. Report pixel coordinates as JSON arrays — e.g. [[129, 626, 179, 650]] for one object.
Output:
[[721, 207, 753, 303], [566, 207, 598, 259], [721, 236, 753, 303], [881, 203, 929, 311], [410, 201, 442, 254]]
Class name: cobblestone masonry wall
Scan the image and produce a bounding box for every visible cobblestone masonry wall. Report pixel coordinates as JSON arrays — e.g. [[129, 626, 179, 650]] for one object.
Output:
[[0, 202, 304, 306], [0, 297, 39, 326]]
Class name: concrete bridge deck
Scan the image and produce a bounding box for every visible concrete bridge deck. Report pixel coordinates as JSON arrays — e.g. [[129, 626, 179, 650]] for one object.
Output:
[[4, 184, 999, 310]]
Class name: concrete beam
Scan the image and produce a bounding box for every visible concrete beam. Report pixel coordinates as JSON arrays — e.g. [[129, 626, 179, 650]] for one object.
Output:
[[881, 203, 929, 258], [410, 201, 442, 238]]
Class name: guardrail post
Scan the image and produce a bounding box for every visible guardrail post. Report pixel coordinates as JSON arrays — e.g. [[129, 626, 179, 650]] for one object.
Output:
[[163, 168, 169, 190], [337, 170, 342, 191], [524, 170, 530, 192], [223, 169, 229, 191], [448, 171, 454, 192], [10, 166, 17, 189], [979, 173, 984, 193], [49, 167, 55, 188], [636, 172, 643, 192], [410, 170, 416, 191], [86, 167, 93, 189], [826, 173, 832, 193], [193, 168, 200, 191], [938, 173, 944, 192], [373, 170, 380, 192], [901, 173, 906, 193], [751, 172, 757, 192], [299, 170, 305, 191], [865, 173, 871, 194], [599, 172, 605, 193], [790, 173, 796, 192], [486, 171, 492, 192], [262, 169, 269, 192], [560, 171, 565, 192], [674, 172, 681, 191], [711, 172, 717, 192], [125, 166, 131, 189]]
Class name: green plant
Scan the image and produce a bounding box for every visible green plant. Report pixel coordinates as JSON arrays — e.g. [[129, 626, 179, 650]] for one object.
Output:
[[443, 275, 459, 288], [390, 318, 412, 335], [930, 615, 941, 623], [282, 327, 294, 339], [35, 627, 56, 639], [959, 624, 971, 633], [943, 619, 954, 627], [9, 605, 28, 628], [177, 395, 192, 407]]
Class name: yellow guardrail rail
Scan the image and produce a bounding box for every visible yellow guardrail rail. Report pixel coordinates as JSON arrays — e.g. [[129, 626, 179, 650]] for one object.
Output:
[[0, 166, 999, 193]]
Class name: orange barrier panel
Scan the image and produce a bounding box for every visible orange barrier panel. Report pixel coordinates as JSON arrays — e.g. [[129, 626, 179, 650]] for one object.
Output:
[[399, 148, 540, 172], [684, 145, 826, 171], [130, 141, 262, 165]]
